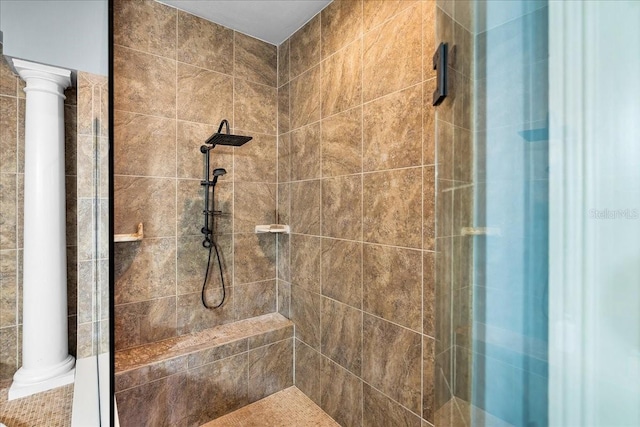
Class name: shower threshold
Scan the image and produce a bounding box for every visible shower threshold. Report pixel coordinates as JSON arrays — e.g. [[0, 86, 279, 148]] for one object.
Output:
[[201, 386, 338, 427]]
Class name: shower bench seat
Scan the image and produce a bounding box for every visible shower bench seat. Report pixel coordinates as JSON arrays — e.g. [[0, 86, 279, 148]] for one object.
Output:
[[114, 313, 294, 426]]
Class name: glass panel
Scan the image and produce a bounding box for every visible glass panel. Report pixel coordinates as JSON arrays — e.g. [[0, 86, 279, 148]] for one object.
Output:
[[436, 1, 549, 426]]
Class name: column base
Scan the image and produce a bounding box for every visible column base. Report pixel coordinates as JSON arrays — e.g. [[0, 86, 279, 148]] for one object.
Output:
[[9, 355, 76, 400]]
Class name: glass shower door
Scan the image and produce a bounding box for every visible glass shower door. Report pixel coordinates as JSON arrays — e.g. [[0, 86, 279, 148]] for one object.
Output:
[[435, 1, 549, 426]]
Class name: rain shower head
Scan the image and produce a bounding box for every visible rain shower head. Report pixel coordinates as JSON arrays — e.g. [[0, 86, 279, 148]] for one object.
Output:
[[205, 119, 252, 147]]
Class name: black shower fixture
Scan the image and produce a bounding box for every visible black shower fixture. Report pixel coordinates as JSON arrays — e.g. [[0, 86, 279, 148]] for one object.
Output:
[[204, 119, 252, 147], [199, 120, 252, 310]]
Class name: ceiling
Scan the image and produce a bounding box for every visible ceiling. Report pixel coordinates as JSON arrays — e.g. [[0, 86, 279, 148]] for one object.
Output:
[[157, 0, 332, 45]]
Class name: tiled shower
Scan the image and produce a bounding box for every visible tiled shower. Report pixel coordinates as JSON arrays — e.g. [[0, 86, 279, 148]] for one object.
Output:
[[113, 0, 441, 425]]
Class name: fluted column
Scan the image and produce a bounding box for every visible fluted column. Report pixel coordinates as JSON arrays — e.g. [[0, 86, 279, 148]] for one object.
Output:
[[9, 59, 75, 400]]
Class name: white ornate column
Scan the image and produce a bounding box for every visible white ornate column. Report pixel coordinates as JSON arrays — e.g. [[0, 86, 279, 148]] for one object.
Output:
[[9, 59, 75, 400]]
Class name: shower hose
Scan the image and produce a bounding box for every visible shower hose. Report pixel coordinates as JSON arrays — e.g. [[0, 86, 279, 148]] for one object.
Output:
[[202, 238, 226, 309]]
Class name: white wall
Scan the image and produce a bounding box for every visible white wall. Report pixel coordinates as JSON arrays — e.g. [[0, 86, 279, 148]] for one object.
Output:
[[0, 0, 107, 76]]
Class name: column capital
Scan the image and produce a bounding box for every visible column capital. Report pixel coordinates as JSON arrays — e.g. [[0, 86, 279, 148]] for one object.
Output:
[[12, 58, 71, 98]]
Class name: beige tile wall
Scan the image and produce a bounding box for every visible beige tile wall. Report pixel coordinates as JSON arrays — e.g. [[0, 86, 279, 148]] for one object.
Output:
[[277, 1, 438, 425], [113, 0, 279, 351]]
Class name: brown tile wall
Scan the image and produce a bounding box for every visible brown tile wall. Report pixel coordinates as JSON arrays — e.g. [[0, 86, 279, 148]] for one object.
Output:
[[277, 1, 438, 425], [0, 43, 89, 378], [113, 0, 279, 351]]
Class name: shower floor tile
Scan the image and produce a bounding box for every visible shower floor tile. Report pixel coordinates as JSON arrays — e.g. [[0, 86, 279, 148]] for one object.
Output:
[[201, 386, 339, 427], [0, 379, 74, 427]]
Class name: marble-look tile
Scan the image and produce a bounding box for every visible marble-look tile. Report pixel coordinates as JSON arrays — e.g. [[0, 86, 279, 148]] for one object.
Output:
[[454, 126, 473, 183], [290, 65, 321, 130], [452, 184, 473, 236], [277, 183, 291, 228], [234, 182, 277, 233], [295, 339, 322, 405], [116, 355, 189, 392], [177, 234, 233, 295], [290, 16, 321, 78], [114, 237, 176, 305], [177, 63, 233, 125], [290, 285, 320, 349], [114, 296, 177, 350], [0, 250, 17, 327], [435, 237, 452, 354], [321, 297, 362, 375], [248, 338, 293, 402], [423, 79, 437, 168], [322, 0, 363, 58], [76, 135, 95, 199], [64, 103, 77, 176], [363, 84, 422, 172], [76, 75, 91, 135], [363, 168, 422, 248], [187, 353, 249, 424], [248, 321, 293, 349], [177, 121, 233, 180], [363, 0, 419, 32], [176, 290, 234, 335], [320, 357, 363, 427], [16, 174, 23, 250], [423, 0, 437, 81], [234, 79, 277, 135], [423, 251, 435, 337], [321, 40, 362, 118], [177, 11, 233, 74], [114, 175, 176, 238], [436, 122, 454, 189], [0, 55, 17, 97], [187, 339, 247, 370], [278, 39, 290, 87], [321, 175, 362, 240], [363, 244, 422, 331], [423, 336, 435, 423], [114, 110, 176, 177], [290, 122, 321, 181], [278, 133, 291, 183], [0, 325, 17, 380], [277, 279, 291, 318], [290, 234, 321, 293], [235, 280, 277, 320], [116, 372, 189, 427], [113, 0, 176, 58], [424, 165, 436, 250], [234, 132, 277, 183], [77, 321, 94, 358], [0, 174, 17, 250], [114, 45, 176, 118], [233, 233, 276, 285], [321, 106, 362, 177], [178, 179, 232, 236], [77, 261, 95, 324], [363, 3, 422, 101], [321, 238, 362, 308], [66, 247, 77, 317], [290, 180, 321, 235], [278, 83, 290, 135], [17, 99, 25, 173], [0, 96, 17, 173], [363, 383, 422, 427], [362, 314, 422, 413], [235, 32, 277, 87]]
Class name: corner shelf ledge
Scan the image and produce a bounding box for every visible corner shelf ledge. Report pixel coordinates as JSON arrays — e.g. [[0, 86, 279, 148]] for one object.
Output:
[[114, 223, 144, 242], [255, 224, 290, 234]]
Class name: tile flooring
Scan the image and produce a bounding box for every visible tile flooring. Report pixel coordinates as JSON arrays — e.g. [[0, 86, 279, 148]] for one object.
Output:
[[0, 380, 73, 427]]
